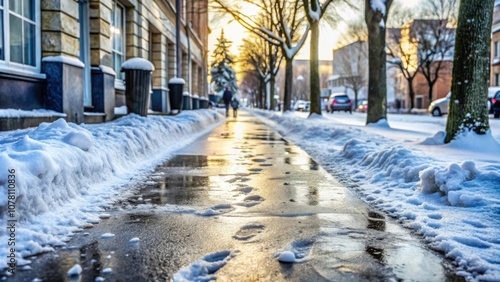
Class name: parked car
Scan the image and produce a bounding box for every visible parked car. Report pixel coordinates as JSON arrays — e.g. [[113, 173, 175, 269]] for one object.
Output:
[[489, 87, 500, 115], [300, 101, 310, 112], [326, 93, 352, 113], [357, 100, 368, 112], [293, 100, 310, 111], [492, 90, 500, 118], [428, 93, 450, 116], [429, 90, 495, 117]]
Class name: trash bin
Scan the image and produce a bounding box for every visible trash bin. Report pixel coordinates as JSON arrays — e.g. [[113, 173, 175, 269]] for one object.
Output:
[[121, 58, 155, 116], [199, 96, 209, 109], [182, 92, 192, 110], [192, 94, 200, 110], [168, 78, 185, 114]]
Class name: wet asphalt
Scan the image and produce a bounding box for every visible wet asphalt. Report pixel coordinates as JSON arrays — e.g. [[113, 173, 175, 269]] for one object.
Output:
[[8, 110, 462, 282]]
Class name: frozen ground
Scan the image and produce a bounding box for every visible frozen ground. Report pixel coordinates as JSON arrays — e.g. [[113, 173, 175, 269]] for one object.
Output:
[[0, 110, 224, 271], [251, 109, 500, 281], [1, 107, 499, 281]]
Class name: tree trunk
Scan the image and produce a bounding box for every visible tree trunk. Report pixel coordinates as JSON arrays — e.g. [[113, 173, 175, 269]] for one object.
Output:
[[269, 50, 276, 111], [309, 20, 321, 116], [270, 75, 276, 111], [354, 89, 359, 111], [408, 77, 415, 110], [365, 0, 391, 124], [258, 79, 264, 108], [263, 81, 268, 109], [427, 81, 435, 106], [283, 57, 294, 112], [445, 0, 493, 143]]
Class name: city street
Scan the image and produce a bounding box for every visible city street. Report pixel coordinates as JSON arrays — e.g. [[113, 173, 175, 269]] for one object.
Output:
[[10, 111, 461, 281]]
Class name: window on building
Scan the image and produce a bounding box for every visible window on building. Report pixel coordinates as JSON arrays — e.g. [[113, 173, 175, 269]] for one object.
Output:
[[0, 0, 38, 69], [495, 41, 499, 58], [495, 73, 499, 86], [9, 0, 35, 66], [111, 1, 125, 80]]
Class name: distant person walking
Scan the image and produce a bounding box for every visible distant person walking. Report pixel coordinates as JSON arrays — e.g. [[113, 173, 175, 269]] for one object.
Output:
[[231, 97, 240, 117], [222, 86, 232, 117]]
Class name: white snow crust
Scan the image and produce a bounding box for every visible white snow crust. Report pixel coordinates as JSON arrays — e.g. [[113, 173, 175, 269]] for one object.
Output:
[[252, 109, 500, 281], [0, 110, 223, 270], [121, 58, 155, 71]]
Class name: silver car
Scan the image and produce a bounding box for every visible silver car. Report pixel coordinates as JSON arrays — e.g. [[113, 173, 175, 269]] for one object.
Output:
[[428, 93, 450, 116]]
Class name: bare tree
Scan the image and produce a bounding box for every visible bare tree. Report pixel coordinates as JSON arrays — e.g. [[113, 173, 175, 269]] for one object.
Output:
[[445, 0, 494, 143], [416, 21, 455, 105], [334, 12, 368, 109], [240, 69, 262, 107], [239, 33, 282, 109], [212, 0, 310, 111], [417, 0, 458, 104], [386, 24, 419, 110], [420, 0, 458, 25], [365, 0, 393, 124], [336, 41, 367, 109], [239, 38, 267, 108], [336, 17, 368, 48]]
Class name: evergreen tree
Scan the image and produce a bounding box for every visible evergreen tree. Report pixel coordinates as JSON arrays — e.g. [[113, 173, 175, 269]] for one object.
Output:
[[211, 30, 238, 93]]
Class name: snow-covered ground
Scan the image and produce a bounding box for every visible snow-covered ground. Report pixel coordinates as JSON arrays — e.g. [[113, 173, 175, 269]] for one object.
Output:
[[251, 109, 500, 281], [0, 110, 224, 271], [1, 107, 499, 281]]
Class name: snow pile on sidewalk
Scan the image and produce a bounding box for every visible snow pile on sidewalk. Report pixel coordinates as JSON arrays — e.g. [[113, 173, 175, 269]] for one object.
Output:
[[0, 110, 223, 270], [251, 109, 500, 281]]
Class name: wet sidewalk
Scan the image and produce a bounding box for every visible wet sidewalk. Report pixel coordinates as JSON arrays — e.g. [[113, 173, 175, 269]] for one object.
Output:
[[11, 110, 460, 281]]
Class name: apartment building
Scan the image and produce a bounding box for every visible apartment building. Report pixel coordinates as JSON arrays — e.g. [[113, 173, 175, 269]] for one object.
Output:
[[0, 0, 209, 130]]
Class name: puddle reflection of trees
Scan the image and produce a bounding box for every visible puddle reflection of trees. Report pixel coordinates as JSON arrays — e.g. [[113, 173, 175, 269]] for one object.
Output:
[[365, 211, 387, 264], [284, 156, 319, 171]]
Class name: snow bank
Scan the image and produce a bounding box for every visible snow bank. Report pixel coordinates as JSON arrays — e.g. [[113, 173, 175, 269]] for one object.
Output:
[[251, 109, 500, 281], [0, 110, 223, 270]]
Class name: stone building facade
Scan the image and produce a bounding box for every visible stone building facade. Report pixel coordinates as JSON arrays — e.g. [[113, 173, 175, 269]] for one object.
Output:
[[0, 0, 209, 130]]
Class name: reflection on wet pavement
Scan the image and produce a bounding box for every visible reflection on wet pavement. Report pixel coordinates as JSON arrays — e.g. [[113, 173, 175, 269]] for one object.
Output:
[[9, 111, 463, 282], [367, 211, 386, 231]]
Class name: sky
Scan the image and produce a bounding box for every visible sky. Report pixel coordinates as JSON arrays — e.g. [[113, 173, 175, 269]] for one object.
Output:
[[0, 107, 498, 280]]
